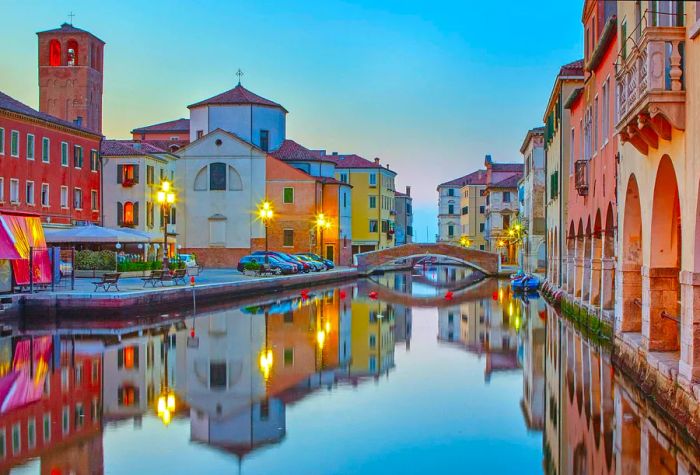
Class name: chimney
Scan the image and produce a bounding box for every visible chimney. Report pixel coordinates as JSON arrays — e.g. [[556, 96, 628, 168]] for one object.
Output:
[[332, 151, 338, 156], [406, 186, 411, 196], [374, 157, 380, 164], [386, 163, 390, 169], [74, 116, 83, 127]]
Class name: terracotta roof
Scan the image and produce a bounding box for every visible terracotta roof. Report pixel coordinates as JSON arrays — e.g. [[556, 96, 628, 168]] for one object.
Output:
[[559, 59, 584, 77], [37, 23, 105, 43], [439, 169, 488, 188], [188, 84, 287, 112], [101, 140, 167, 156], [0, 90, 100, 137], [131, 118, 189, 134], [489, 174, 523, 189], [316, 176, 347, 186], [140, 139, 188, 151], [395, 190, 411, 198], [271, 139, 326, 162], [327, 153, 389, 170]]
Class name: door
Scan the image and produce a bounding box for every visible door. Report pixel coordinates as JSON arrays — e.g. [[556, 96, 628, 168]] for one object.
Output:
[[325, 245, 334, 262]]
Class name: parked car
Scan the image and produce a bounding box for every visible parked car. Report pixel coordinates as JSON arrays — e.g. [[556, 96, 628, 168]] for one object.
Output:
[[299, 252, 334, 270], [252, 251, 308, 273], [294, 254, 324, 272], [237, 255, 296, 275]]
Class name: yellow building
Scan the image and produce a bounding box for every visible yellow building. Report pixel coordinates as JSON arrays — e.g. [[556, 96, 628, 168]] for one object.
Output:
[[349, 297, 395, 376], [327, 154, 397, 254]]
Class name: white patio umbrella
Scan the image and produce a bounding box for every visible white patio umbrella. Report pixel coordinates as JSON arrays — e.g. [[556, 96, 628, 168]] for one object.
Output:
[[43, 224, 153, 244]]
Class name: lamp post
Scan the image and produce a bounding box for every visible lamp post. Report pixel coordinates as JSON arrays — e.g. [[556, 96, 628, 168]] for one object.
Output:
[[156, 181, 176, 271], [258, 200, 274, 265], [315, 213, 331, 258]]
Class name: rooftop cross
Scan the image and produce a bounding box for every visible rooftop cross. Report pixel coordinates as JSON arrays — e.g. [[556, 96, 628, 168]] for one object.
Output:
[[236, 69, 244, 85], [68, 11, 75, 25]]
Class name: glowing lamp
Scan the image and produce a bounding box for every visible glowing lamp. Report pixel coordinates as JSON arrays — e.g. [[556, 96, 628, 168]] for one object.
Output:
[[161, 181, 171, 192], [156, 191, 166, 203], [166, 192, 175, 204], [316, 330, 326, 348]]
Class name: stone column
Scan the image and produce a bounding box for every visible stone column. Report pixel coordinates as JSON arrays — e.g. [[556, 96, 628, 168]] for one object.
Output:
[[590, 257, 602, 307], [601, 257, 616, 311], [567, 255, 576, 294], [642, 266, 681, 352], [678, 271, 700, 383], [575, 238, 584, 298], [582, 246, 592, 303], [618, 263, 642, 333]]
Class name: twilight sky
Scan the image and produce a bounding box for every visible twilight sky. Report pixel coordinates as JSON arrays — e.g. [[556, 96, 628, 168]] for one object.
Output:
[[1, 0, 583, 240]]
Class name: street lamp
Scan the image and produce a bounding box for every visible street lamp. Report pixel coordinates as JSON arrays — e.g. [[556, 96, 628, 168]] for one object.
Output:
[[315, 213, 331, 258], [258, 200, 274, 265], [156, 181, 176, 270], [459, 236, 471, 247]]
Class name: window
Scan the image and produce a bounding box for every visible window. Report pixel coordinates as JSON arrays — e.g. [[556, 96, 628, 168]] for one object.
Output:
[[448, 204, 455, 214], [503, 191, 511, 203], [73, 145, 83, 168], [283, 229, 294, 247], [90, 149, 99, 171], [118, 346, 139, 370], [60, 186, 68, 208], [73, 188, 82, 210], [62, 406, 70, 434], [61, 367, 69, 392], [0, 127, 4, 155], [369, 173, 377, 187], [448, 224, 454, 237], [9, 179, 19, 204], [91, 360, 99, 383], [479, 223, 485, 232], [448, 188, 455, 196], [479, 205, 485, 214], [369, 196, 377, 209], [602, 78, 609, 144], [284, 348, 294, 366], [407, 225, 413, 236], [11, 424, 19, 455], [117, 385, 139, 406], [461, 206, 468, 215], [283, 187, 294, 204], [91, 190, 98, 211], [43, 414, 51, 442], [196, 130, 204, 139], [381, 220, 389, 233], [27, 419, 35, 449], [0, 178, 3, 202], [117, 164, 138, 185], [146, 165, 155, 185], [146, 201, 154, 227], [210, 362, 227, 389], [10, 131, 19, 157], [74, 404, 84, 429], [621, 21, 627, 60], [61, 142, 68, 166], [209, 162, 226, 190], [41, 183, 49, 207], [259, 130, 269, 151], [42, 137, 50, 162], [26, 134, 34, 160], [369, 220, 378, 232], [0, 428, 5, 459], [340, 173, 348, 183], [570, 128, 575, 173], [594, 95, 598, 152], [25, 181, 35, 205], [369, 334, 376, 349]]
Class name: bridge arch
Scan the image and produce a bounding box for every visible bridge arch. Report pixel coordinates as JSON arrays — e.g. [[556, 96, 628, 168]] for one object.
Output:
[[354, 243, 500, 275]]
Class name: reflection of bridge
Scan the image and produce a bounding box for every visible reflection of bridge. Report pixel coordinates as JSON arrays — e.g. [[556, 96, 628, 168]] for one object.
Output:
[[355, 243, 500, 275], [358, 277, 498, 308]]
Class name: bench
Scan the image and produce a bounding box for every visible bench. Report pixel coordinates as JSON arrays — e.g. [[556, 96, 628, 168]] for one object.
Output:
[[172, 268, 187, 285], [93, 272, 121, 292], [141, 270, 165, 287]]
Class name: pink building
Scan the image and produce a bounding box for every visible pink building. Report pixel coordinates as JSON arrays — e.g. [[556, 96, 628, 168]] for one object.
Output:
[[564, 0, 618, 319]]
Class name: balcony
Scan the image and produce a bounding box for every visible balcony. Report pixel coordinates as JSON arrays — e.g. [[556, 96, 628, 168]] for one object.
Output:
[[616, 15, 686, 155], [122, 178, 135, 187], [485, 201, 518, 214], [574, 160, 589, 196]]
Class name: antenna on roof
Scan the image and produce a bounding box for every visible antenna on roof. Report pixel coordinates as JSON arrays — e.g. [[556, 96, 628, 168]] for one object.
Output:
[[235, 69, 244, 86], [68, 11, 75, 25]]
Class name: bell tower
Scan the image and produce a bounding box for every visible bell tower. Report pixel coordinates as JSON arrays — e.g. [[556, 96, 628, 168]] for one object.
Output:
[[37, 23, 105, 134]]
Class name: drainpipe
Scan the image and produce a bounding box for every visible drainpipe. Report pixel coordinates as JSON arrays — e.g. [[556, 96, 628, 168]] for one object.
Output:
[[558, 87, 564, 288]]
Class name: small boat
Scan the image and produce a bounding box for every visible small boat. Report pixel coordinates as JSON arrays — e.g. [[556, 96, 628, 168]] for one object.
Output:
[[511, 274, 540, 292]]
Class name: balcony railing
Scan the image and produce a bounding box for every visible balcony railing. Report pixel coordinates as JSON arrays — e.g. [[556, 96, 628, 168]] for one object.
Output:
[[615, 10, 686, 154], [574, 160, 589, 196]]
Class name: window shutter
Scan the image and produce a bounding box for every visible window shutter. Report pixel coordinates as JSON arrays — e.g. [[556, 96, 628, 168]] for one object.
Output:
[[133, 165, 139, 183], [171, 207, 176, 225], [118, 388, 123, 405], [133, 202, 139, 225], [117, 165, 123, 184], [117, 202, 123, 226], [133, 346, 139, 369], [134, 387, 140, 404], [117, 348, 124, 369]]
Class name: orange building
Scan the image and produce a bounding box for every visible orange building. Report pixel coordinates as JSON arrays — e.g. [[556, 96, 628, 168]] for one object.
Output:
[[130, 118, 190, 153]]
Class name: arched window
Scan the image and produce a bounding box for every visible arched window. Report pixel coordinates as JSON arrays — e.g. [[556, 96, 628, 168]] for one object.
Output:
[[194, 167, 208, 191], [228, 165, 243, 191], [66, 39, 79, 66], [193, 164, 244, 191], [49, 40, 61, 66]]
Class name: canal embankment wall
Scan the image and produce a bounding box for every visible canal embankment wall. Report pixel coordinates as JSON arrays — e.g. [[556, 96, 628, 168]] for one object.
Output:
[[14, 268, 358, 317]]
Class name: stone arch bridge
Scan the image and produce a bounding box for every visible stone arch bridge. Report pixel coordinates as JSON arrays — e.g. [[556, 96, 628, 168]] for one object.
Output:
[[354, 243, 501, 275]]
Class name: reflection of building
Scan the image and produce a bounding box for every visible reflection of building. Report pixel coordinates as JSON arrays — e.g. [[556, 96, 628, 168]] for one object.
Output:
[[0, 336, 103, 473], [394, 186, 413, 245], [350, 297, 395, 376], [518, 127, 546, 274], [520, 298, 545, 431], [103, 333, 165, 420]]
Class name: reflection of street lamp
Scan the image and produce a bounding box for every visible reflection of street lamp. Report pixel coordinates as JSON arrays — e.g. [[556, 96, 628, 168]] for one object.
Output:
[[259, 310, 273, 380], [258, 200, 274, 265], [156, 181, 176, 270], [315, 213, 331, 257], [157, 393, 176, 425]]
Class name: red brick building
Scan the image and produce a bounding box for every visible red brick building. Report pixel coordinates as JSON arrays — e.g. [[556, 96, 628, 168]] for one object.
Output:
[[0, 23, 104, 227]]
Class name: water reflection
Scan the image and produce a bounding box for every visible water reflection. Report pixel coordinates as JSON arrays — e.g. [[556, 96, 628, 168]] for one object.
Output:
[[0, 265, 698, 473]]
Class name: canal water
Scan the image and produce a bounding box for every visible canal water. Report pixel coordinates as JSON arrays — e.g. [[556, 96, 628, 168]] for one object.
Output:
[[2, 264, 699, 474]]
